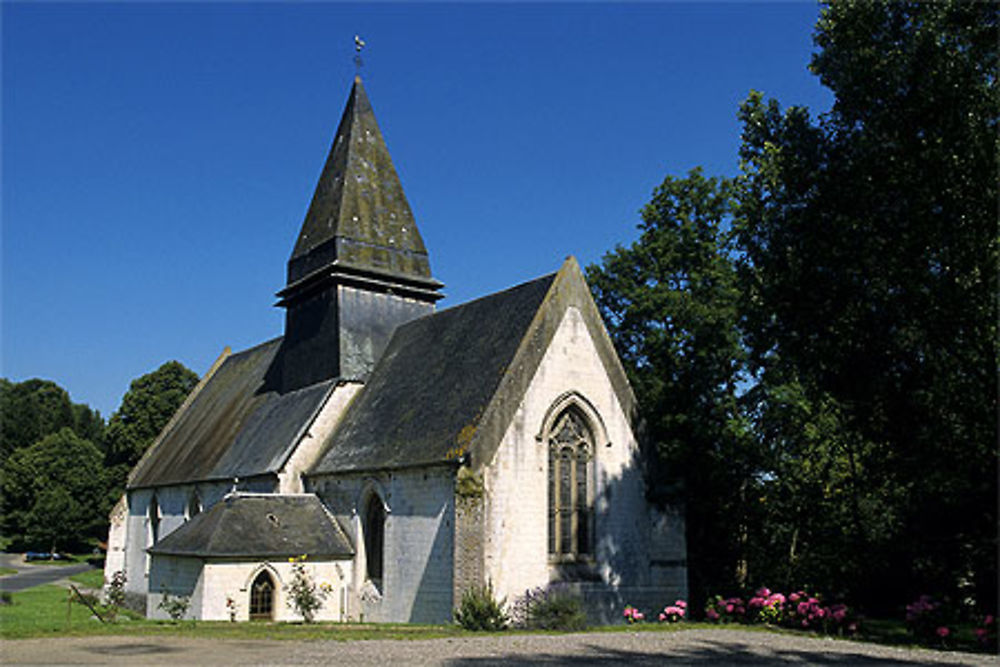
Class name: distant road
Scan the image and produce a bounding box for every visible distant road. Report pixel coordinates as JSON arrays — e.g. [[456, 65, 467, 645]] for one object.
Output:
[[0, 562, 94, 593]]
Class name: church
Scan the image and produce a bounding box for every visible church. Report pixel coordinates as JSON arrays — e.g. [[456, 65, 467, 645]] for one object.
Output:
[[104, 76, 687, 624]]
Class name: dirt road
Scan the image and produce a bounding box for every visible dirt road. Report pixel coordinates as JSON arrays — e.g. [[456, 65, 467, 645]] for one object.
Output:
[[2, 628, 995, 666]]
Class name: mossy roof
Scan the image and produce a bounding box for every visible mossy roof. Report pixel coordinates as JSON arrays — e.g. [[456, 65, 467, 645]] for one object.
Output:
[[309, 257, 635, 475], [127, 339, 334, 489], [148, 493, 353, 559], [287, 76, 433, 286]]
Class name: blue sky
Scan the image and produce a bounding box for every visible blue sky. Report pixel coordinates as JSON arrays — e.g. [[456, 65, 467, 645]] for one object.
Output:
[[3, 2, 833, 417]]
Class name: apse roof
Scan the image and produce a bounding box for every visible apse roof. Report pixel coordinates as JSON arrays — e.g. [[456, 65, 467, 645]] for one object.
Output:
[[148, 493, 353, 559]]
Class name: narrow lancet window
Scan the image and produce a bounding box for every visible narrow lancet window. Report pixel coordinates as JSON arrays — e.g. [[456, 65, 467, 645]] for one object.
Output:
[[363, 495, 385, 587]]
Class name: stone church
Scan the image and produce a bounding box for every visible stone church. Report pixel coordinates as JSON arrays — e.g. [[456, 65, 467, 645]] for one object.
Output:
[[104, 76, 687, 623]]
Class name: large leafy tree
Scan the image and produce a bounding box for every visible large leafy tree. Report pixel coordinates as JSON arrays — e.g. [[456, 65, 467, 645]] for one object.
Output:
[[0, 428, 107, 552], [587, 169, 752, 605], [735, 0, 997, 610], [0, 378, 104, 462], [104, 361, 198, 498]]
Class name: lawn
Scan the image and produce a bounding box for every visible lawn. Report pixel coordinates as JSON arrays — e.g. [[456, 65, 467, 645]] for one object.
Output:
[[0, 585, 994, 656], [68, 569, 105, 589], [0, 567, 18, 576]]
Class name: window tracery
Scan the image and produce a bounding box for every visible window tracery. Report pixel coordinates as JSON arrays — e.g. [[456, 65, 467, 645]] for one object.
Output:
[[547, 409, 593, 558]]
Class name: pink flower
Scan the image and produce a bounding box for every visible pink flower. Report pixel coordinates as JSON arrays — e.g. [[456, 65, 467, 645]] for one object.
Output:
[[756, 587, 771, 598], [658, 613, 666, 622], [975, 628, 987, 640], [706, 608, 720, 620], [936, 626, 950, 638], [676, 600, 687, 609], [726, 604, 734, 613], [986, 615, 995, 626], [789, 593, 800, 603]]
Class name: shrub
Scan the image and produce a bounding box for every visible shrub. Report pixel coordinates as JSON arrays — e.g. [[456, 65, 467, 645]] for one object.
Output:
[[511, 586, 586, 631], [623, 605, 645, 624], [157, 589, 190, 622], [454, 582, 508, 631], [658, 599, 687, 623], [905, 595, 950, 644], [284, 555, 330, 623], [704, 595, 746, 623], [104, 570, 126, 622]]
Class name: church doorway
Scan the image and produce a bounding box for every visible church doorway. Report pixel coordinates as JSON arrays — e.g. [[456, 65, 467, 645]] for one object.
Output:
[[249, 570, 275, 620]]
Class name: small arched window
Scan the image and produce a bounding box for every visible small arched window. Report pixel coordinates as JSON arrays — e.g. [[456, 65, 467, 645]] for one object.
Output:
[[548, 409, 593, 558], [249, 570, 275, 620], [363, 494, 385, 587], [148, 495, 161, 545]]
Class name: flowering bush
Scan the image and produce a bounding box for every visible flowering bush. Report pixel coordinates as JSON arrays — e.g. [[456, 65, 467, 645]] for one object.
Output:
[[704, 595, 746, 623], [285, 555, 330, 623], [658, 599, 687, 623], [704, 587, 855, 636], [974, 614, 996, 651], [748, 588, 786, 625], [905, 595, 950, 644], [623, 605, 645, 624]]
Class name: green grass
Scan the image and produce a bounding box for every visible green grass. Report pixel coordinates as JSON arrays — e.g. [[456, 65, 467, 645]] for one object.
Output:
[[68, 569, 104, 588], [0, 587, 993, 656], [0, 567, 18, 576]]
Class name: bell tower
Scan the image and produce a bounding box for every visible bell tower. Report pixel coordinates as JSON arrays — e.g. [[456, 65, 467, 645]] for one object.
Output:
[[274, 77, 443, 392]]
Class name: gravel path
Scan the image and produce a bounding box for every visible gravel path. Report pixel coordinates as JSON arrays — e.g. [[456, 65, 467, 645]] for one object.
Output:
[[3, 629, 996, 666]]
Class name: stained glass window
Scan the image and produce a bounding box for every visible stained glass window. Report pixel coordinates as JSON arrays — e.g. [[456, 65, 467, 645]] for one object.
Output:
[[547, 409, 593, 558]]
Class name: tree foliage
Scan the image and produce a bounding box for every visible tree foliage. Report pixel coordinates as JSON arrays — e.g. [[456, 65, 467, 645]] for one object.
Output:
[[587, 169, 751, 603], [0, 428, 107, 552], [735, 0, 997, 610], [104, 360, 198, 497], [590, 0, 996, 614], [0, 379, 103, 462]]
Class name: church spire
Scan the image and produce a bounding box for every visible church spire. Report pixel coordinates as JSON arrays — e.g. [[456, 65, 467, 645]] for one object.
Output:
[[273, 76, 442, 392], [282, 76, 442, 299]]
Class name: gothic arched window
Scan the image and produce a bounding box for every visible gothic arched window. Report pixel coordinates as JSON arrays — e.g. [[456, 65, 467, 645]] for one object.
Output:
[[548, 409, 593, 558], [363, 494, 385, 587], [249, 570, 275, 620]]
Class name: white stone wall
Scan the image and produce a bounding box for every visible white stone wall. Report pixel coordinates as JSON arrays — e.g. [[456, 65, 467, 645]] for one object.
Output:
[[309, 466, 456, 623], [103, 496, 127, 587], [482, 306, 686, 613], [147, 554, 204, 619], [118, 479, 249, 604]]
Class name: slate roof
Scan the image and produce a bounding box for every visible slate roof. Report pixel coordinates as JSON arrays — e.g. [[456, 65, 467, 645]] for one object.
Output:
[[128, 339, 335, 489], [285, 76, 437, 289], [148, 494, 353, 559], [310, 272, 553, 473], [309, 257, 636, 475]]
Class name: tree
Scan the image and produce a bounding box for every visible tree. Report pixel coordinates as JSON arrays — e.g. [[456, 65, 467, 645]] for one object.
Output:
[[0, 428, 107, 551], [587, 168, 753, 605], [104, 361, 198, 497], [735, 0, 997, 611], [0, 379, 103, 462]]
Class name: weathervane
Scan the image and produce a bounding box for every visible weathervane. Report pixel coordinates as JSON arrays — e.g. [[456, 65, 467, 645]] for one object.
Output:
[[354, 35, 366, 75]]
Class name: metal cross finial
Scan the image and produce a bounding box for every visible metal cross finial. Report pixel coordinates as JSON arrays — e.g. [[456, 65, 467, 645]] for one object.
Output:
[[354, 35, 366, 74]]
